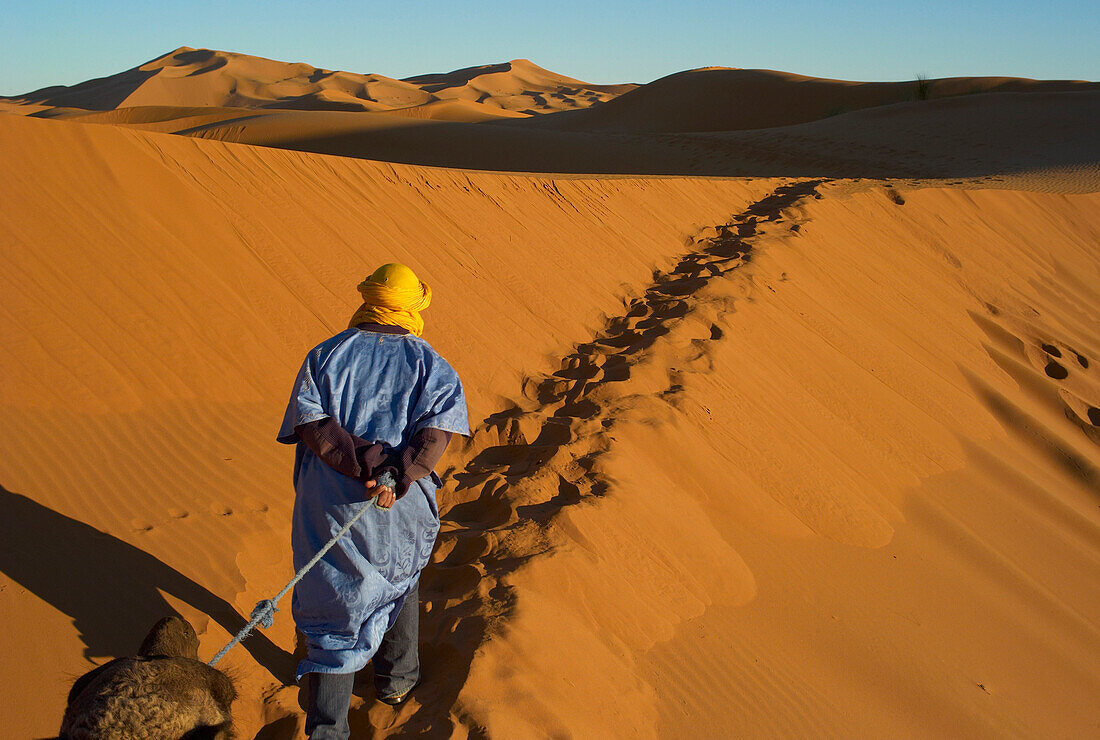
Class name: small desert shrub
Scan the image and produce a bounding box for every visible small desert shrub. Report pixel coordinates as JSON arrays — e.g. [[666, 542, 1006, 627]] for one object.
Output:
[[916, 73, 931, 101]]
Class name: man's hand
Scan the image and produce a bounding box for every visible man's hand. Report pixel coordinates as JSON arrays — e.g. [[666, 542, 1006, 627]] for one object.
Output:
[[365, 479, 396, 509]]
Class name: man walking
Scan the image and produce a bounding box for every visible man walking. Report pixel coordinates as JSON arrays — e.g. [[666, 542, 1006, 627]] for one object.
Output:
[[277, 263, 469, 738]]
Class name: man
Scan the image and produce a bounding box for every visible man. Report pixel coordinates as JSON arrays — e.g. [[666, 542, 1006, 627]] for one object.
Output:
[[277, 263, 469, 738]]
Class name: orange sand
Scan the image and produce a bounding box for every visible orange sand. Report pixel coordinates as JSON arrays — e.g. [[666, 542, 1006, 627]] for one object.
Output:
[[1, 50, 1098, 738]]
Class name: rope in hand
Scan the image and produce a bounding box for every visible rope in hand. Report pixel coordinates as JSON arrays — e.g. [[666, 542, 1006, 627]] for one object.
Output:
[[208, 470, 397, 666]]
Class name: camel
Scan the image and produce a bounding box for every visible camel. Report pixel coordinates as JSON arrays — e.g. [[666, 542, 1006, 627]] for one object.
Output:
[[59, 616, 236, 739]]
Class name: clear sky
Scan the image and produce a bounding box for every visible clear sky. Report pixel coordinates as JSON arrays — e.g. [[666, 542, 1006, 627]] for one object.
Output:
[[2, 0, 1097, 95]]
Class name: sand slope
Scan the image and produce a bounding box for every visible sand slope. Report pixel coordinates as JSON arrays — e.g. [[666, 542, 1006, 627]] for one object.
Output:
[[0, 107, 1098, 738], [0, 113, 769, 737], [437, 182, 1100, 737]]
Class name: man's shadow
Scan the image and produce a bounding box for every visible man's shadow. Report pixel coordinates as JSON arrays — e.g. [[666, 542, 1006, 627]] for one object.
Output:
[[0, 484, 295, 683]]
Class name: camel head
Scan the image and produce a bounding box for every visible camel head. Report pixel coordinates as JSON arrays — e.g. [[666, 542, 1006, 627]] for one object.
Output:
[[59, 616, 236, 739]]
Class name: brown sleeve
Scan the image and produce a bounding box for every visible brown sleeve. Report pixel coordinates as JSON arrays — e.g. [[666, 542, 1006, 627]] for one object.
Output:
[[294, 417, 388, 482], [386, 427, 452, 498]]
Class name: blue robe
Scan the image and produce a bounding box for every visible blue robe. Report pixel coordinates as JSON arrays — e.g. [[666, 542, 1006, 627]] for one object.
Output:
[[277, 327, 469, 679]]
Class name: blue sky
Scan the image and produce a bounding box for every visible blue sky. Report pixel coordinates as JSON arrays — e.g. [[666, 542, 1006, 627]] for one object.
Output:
[[2, 0, 1096, 95]]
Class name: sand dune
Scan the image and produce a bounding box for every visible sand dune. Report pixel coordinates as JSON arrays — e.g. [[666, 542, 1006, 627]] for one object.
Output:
[[19, 88, 1096, 187], [402, 58, 635, 112], [533, 67, 1099, 132], [1, 104, 1098, 739], [3, 47, 633, 116], [6, 50, 1096, 185]]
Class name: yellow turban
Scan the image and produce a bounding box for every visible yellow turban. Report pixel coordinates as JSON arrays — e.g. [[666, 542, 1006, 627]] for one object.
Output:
[[348, 263, 432, 336]]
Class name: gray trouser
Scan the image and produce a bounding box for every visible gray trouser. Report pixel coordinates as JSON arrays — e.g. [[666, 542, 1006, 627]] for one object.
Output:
[[373, 581, 421, 699], [304, 584, 420, 738]]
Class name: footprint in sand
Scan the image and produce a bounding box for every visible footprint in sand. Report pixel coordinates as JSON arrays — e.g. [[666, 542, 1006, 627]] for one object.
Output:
[[1045, 359, 1069, 379], [432, 531, 493, 567], [445, 477, 514, 529], [1038, 340, 1094, 383], [1032, 339, 1099, 432], [1040, 341, 1070, 379]]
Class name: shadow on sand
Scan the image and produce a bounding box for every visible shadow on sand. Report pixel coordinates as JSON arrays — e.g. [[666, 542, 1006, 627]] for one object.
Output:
[[0, 484, 295, 684]]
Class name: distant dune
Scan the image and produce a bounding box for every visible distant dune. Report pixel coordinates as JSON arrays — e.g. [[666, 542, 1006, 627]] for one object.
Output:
[[533, 67, 1099, 132], [145, 89, 1097, 184], [4, 49, 1096, 183], [4, 46, 635, 115], [1, 48, 1098, 739]]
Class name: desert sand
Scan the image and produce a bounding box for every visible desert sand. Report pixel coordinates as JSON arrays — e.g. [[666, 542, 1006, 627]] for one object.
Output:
[[1, 49, 1098, 738]]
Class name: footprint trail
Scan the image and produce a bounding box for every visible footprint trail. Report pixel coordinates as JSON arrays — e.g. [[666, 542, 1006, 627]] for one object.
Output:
[[371, 179, 828, 736]]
